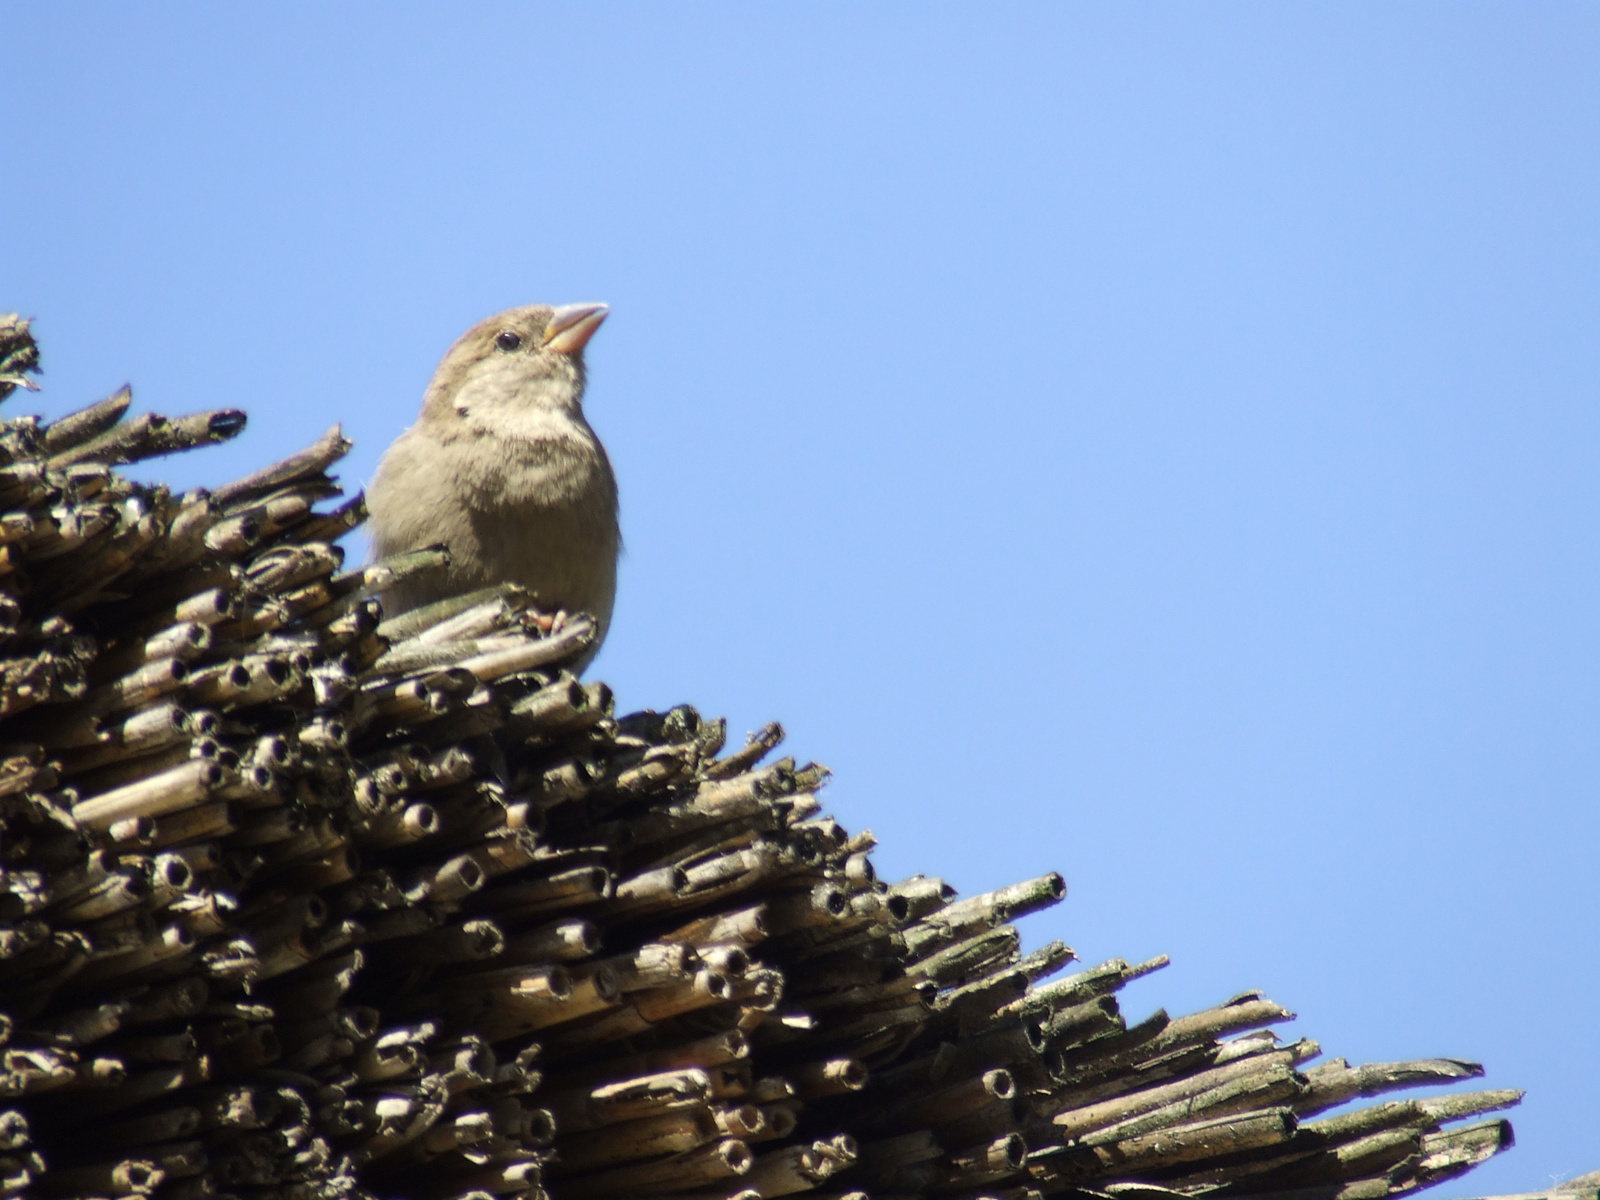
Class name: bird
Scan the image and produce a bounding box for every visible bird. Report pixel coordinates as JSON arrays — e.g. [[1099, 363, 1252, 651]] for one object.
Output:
[[366, 302, 620, 669]]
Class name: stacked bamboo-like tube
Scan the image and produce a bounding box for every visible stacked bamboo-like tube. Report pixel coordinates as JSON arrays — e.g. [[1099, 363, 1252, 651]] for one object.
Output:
[[0, 313, 1572, 1200]]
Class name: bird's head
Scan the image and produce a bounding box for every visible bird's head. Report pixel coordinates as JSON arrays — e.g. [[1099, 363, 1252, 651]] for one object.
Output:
[[419, 302, 608, 430]]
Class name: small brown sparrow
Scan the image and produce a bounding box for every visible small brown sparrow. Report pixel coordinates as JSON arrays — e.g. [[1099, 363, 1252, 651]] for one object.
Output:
[[367, 303, 620, 668]]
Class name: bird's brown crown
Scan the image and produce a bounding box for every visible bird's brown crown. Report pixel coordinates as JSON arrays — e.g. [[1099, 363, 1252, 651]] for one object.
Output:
[[419, 302, 607, 426]]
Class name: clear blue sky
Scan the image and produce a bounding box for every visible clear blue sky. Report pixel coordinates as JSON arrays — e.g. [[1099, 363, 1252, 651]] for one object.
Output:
[[8, 4, 1597, 1191]]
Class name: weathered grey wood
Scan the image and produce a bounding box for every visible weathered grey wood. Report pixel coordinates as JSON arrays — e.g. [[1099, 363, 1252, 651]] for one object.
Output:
[[40, 386, 132, 455], [1296, 1056, 1486, 1117], [208, 424, 351, 506], [49, 409, 247, 467]]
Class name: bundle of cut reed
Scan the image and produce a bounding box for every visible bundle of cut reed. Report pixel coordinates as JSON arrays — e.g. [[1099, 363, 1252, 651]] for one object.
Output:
[[0, 313, 1578, 1200]]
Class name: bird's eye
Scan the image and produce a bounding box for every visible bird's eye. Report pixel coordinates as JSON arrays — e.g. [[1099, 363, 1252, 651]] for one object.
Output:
[[495, 330, 523, 352]]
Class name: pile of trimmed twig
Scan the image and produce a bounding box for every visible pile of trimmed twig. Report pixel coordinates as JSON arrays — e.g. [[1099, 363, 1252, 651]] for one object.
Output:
[[0, 313, 1573, 1200]]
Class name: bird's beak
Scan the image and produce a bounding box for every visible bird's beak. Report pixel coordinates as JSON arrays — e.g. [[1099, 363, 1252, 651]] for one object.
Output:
[[543, 303, 609, 355]]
